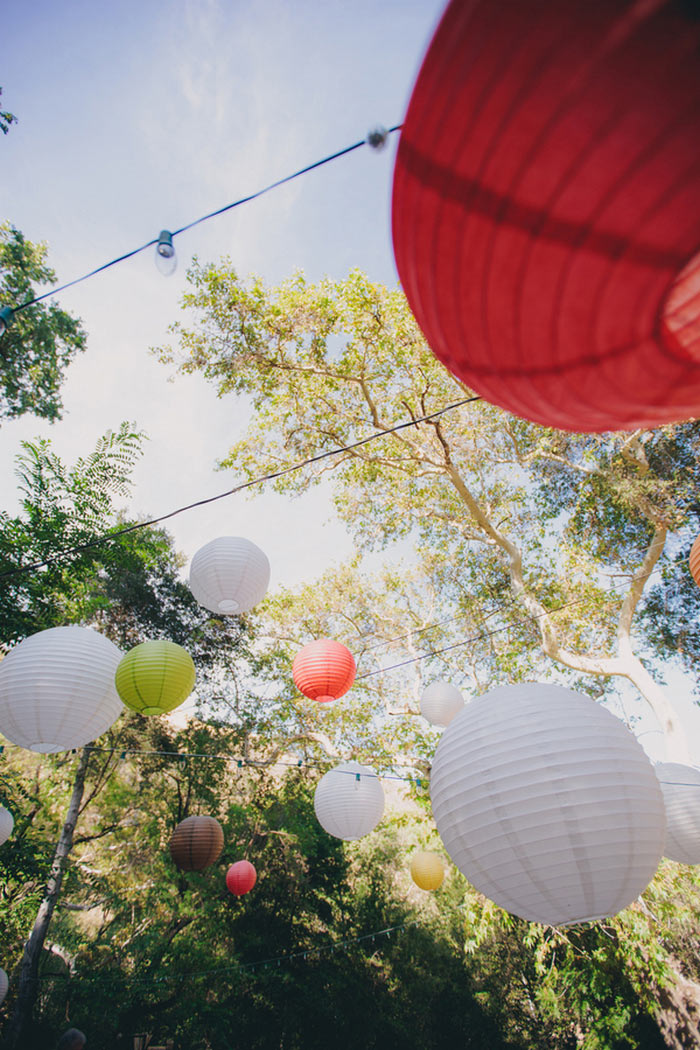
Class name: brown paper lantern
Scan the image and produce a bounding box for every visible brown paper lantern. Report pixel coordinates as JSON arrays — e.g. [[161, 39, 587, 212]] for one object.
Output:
[[168, 815, 224, 871]]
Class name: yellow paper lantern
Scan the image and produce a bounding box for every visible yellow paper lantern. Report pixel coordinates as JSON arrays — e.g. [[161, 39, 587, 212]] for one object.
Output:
[[115, 640, 196, 716], [410, 851, 445, 891]]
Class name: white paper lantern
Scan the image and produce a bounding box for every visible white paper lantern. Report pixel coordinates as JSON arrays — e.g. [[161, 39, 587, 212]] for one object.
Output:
[[314, 761, 385, 841], [0, 626, 123, 754], [420, 680, 464, 727], [189, 536, 270, 615], [0, 806, 14, 845], [430, 683, 665, 926], [655, 762, 700, 865], [0, 967, 7, 1006]]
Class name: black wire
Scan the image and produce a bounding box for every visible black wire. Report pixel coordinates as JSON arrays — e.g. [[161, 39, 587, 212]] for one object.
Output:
[[11, 127, 401, 314], [0, 395, 480, 580]]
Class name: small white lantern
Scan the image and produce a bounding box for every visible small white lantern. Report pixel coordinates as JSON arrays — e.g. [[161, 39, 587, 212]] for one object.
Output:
[[655, 762, 700, 865], [0, 626, 123, 754], [314, 761, 385, 841], [420, 680, 464, 727], [430, 683, 666, 926], [189, 536, 270, 615], [0, 806, 13, 845], [0, 967, 8, 1005]]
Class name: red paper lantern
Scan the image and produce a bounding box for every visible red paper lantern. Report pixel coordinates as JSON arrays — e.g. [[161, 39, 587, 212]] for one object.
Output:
[[292, 639, 356, 703], [226, 860, 257, 896], [392, 0, 700, 433]]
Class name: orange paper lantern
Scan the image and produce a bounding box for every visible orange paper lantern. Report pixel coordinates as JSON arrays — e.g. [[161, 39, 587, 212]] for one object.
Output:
[[292, 639, 356, 703], [690, 536, 700, 588], [226, 860, 257, 896], [168, 815, 224, 871]]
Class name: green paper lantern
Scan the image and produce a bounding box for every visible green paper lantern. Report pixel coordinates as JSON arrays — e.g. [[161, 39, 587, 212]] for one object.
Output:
[[115, 640, 195, 716]]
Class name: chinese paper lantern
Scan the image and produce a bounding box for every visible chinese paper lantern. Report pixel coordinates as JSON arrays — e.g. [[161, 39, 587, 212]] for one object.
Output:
[[0, 626, 123, 753], [410, 851, 444, 891], [430, 683, 665, 926], [292, 639, 356, 703], [314, 761, 385, 840], [226, 859, 257, 896], [655, 762, 700, 866], [420, 681, 464, 727], [189, 536, 270, 615], [392, 0, 700, 432], [115, 640, 196, 716], [168, 815, 224, 871], [689, 537, 700, 589], [0, 806, 14, 846], [0, 968, 7, 1006]]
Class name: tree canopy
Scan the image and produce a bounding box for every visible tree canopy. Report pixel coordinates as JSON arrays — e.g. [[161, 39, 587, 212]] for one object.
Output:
[[2, 264, 700, 1048], [158, 264, 700, 763], [0, 224, 86, 423]]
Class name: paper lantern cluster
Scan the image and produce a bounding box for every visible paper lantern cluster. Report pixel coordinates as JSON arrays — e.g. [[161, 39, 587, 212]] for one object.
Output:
[[169, 815, 224, 872], [0, 806, 14, 846], [314, 761, 385, 841], [226, 859, 257, 896], [431, 683, 666, 926], [420, 681, 464, 727], [115, 640, 196, 716], [293, 639, 356, 703], [189, 536, 270, 615], [392, 0, 700, 433], [655, 763, 700, 866], [0, 626, 123, 753]]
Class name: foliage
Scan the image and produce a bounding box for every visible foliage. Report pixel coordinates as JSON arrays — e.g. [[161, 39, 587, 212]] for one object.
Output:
[[0, 89, 16, 135], [0, 223, 86, 422], [158, 264, 700, 725]]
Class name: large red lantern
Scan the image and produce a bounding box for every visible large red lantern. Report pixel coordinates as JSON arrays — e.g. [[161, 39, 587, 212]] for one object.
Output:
[[392, 0, 700, 433], [226, 860, 257, 896], [292, 639, 356, 703]]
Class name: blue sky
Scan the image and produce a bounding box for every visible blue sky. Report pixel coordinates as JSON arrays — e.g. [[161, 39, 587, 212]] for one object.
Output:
[[2, 0, 699, 761], [0, 0, 444, 576]]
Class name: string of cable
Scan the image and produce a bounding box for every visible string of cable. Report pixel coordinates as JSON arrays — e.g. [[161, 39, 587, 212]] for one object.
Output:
[[34, 905, 467, 986], [0, 395, 480, 580], [8, 127, 401, 315]]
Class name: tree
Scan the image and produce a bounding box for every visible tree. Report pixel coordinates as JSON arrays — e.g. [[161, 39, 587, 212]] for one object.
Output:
[[155, 264, 700, 1046], [158, 264, 700, 762], [0, 427, 257, 1048], [0, 223, 86, 422]]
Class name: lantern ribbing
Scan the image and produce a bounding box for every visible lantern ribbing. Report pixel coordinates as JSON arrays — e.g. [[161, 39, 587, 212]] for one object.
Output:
[[430, 683, 666, 926], [392, 0, 700, 431]]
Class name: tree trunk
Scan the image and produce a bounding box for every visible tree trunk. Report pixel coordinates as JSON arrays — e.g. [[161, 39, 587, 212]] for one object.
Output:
[[1, 747, 91, 1050], [654, 966, 700, 1050]]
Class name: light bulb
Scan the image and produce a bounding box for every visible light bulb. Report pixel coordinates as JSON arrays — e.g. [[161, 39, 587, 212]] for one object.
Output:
[[0, 306, 14, 337], [155, 230, 177, 276], [367, 126, 389, 151]]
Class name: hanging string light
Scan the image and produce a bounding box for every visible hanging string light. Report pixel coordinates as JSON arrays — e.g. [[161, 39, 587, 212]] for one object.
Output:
[[0, 126, 402, 325], [154, 230, 177, 277]]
